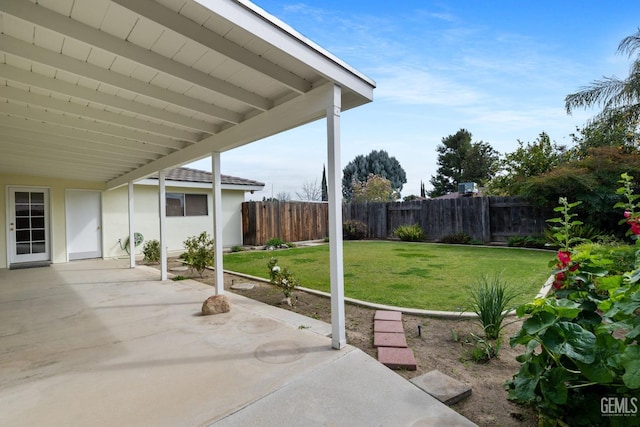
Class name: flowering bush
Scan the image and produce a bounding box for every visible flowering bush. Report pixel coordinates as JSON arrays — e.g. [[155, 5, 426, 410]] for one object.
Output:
[[267, 257, 299, 306], [506, 175, 640, 426]]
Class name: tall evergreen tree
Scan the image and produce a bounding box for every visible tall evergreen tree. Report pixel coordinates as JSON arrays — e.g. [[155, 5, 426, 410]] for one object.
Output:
[[420, 181, 426, 198], [428, 129, 499, 198], [342, 150, 407, 201], [321, 165, 328, 202]]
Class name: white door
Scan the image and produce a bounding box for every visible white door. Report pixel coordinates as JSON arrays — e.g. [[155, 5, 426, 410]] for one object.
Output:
[[66, 190, 102, 261], [8, 187, 50, 265]]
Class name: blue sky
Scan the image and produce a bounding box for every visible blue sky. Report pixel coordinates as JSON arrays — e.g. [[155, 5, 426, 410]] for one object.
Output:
[[190, 1, 640, 199]]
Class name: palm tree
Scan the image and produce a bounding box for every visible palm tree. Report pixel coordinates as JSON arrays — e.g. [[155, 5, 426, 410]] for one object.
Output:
[[565, 29, 640, 121]]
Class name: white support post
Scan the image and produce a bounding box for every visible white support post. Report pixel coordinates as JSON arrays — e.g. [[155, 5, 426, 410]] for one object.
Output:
[[212, 152, 224, 294], [327, 84, 345, 349], [128, 181, 135, 269], [159, 169, 168, 281]]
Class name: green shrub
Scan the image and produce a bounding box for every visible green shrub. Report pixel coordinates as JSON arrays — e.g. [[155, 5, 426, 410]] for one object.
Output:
[[265, 237, 287, 248], [182, 231, 215, 278], [440, 232, 471, 244], [230, 245, 244, 253], [507, 235, 548, 249], [506, 185, 640, 426], [573, 241, 637, 275], [267, 257, 299, 305], [142, 239, 160, 263], [467, 273, 520, 340], [394, 224, 425, 242], [343, 220, 367, 240], [462, 334, 501, 363]]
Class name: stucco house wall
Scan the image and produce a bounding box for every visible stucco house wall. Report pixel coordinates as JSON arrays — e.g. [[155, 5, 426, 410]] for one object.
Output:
[[102, 183, 247, 259], [2, 169, 262, 269]]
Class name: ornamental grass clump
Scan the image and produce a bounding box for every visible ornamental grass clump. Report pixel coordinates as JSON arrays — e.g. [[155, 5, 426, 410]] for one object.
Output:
[[394, 224, 425, 242], [267, 257, 299, 306], [467, 272, 520, 340]]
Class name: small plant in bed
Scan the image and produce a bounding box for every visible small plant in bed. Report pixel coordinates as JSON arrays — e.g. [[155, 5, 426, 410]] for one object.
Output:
[[267, 257, 299, 306], [394, 224, 425, 242], [467, 272, 520, 340]]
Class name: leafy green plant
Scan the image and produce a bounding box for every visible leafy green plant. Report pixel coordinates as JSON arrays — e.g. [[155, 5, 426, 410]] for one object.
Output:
[[267, 257, 299, 305], [230, 245, 244, 253], [462, 333, 501, 363], [439, 232, 471, 244], [506, 180, 640, 426], [142, 239, 160, 263], [507, 235, 548, 248], [394, 224, 425, 242], [343, 220, 367, 240], [265, 237, 286, 248], [172, 275, 187, 281], [468, 273, 520, 340], [182, 231, 215, 278]]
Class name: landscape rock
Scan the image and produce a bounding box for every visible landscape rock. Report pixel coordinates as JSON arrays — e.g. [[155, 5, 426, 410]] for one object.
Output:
[[202, 295, 231, 315]]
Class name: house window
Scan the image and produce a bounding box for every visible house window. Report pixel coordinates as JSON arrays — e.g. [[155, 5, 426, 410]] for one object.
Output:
[[166, 193, 208, 217]]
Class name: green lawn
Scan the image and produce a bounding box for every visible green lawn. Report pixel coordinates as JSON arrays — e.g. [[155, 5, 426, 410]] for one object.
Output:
[[223, 241, 554, 311]]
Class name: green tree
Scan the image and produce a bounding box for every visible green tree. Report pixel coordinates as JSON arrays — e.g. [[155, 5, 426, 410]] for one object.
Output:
[[569, 110, 640, 159], [519, 147, 640, 235], [321, 165, 328, 202], [428, 129, 499, 197], [489, 132, 568, 194], [351, 174, 398, 203], [565, 28, 640, 126], [342, 150, 407, 201]]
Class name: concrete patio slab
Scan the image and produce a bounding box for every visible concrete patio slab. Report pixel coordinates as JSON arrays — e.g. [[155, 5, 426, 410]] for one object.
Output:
[[0, 259, 475, 426]]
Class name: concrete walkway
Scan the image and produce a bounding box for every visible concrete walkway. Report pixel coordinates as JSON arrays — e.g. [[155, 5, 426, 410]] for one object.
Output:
[[0, 259, 475, 426]]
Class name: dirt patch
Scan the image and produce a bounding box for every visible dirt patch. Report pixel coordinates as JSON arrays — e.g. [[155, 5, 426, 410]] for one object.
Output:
[[162, 260, 537, 427]]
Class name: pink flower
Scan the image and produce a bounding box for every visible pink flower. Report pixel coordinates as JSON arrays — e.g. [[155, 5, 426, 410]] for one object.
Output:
[[631, 222, 640, 235], [624, 211, 632, 219], [558, 251, 571, 266], [569, 263, 580, 272]]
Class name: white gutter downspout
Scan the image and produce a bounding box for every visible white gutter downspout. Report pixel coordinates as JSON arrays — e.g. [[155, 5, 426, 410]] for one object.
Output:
[[327, 84, 346, 349], [212, 152, 224, 294]]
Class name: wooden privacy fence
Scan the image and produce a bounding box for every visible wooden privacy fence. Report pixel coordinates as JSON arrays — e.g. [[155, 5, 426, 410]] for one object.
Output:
[[343, 197, 547, 243], [242, 201, 328, 246], [242, 197, 547, 245]]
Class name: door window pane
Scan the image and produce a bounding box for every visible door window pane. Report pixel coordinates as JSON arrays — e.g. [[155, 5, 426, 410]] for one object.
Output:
[[16, 218, 30, 229], [16, 230, 30, 242], [15, 192, 29, 204], [16, 243, 31, 254], [31, 192, 44, 203]]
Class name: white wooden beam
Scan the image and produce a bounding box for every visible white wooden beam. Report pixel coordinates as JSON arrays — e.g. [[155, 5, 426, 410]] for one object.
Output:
[[0, 126, 158, 163], [326, 84, 345, 349], [0, 0, 272, 112], [106, 82, 334, 189], [0, 115, 171, 157], [0, 63, 219, 134], [0, 85, 201, 142], [111, 0, 311, 95], [0, 34, 243, 124], [0, 101, 188, 150], [212, 152, 224, 295]]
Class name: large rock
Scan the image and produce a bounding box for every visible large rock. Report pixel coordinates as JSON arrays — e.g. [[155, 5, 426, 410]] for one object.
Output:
[[202, 295, 231, 315]]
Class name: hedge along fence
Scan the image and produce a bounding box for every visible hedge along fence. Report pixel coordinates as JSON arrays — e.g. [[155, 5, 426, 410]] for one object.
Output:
[[241, 197, 547, 246]]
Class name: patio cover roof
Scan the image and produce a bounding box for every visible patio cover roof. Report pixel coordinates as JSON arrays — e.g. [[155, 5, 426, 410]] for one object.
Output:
[[0, 0, 375, 187]]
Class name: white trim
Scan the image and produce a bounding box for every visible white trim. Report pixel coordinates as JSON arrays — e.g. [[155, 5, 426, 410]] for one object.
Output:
[[159, 170, 168, 280], [136, 178, 263, 192], [212, 153, 224, 295]]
